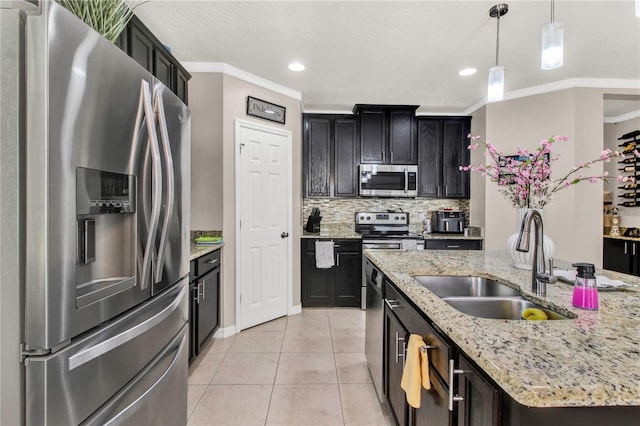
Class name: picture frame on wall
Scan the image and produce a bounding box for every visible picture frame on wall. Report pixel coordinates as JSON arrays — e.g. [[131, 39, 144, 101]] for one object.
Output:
[[246, 96, 286, 124]]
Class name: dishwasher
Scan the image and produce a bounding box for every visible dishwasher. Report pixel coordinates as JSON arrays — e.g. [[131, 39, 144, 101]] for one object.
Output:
[[364, 257, 385, 401]]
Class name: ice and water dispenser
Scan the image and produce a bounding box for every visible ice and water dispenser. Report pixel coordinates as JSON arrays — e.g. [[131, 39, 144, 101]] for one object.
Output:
[[76, 167, 137, 308]]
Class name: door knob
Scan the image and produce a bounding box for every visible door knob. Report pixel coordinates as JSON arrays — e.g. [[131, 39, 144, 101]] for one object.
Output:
[[281, 232, 289, 238]]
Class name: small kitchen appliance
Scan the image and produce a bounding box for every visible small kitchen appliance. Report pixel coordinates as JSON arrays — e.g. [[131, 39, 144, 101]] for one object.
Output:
[[431, 210, 466, 234], [572, 263, 599, 310]]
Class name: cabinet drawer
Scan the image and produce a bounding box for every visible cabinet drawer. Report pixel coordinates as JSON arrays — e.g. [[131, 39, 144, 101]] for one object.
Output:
[[385, 282, 452, 384], [425, 239, 482, 250], [195, 249, 220, 277], [305, 239, 361, 253]]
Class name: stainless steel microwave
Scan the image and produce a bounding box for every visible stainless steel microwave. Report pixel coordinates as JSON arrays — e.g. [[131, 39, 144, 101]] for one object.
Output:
[[359, 164, 418, 197]]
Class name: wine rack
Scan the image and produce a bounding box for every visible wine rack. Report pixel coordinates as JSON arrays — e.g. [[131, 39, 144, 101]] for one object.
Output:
[[617, 130, 640, 207]]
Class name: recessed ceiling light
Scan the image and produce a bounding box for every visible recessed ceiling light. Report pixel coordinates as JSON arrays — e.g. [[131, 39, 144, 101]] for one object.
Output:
[[458, 68, 477, 76], [288, 62, 305, 72]]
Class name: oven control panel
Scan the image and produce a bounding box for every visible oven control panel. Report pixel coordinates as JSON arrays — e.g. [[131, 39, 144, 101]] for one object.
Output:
[[355, 212, 408, 225]]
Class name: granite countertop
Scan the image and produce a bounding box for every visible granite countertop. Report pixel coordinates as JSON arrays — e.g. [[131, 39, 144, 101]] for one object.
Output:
[[189, 243, 223, 261], [604, 234, 640, 242], [364, 249, 640, 408], [301, 223, 361, 239]]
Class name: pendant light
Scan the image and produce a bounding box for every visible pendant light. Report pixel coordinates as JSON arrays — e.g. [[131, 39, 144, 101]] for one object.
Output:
[[488, 4, 508, 102], [636, 0, 640, 17], [541, 0, 564, 70]]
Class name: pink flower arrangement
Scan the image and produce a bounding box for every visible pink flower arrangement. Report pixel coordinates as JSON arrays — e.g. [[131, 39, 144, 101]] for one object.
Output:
[[459, 134, 634, 208]]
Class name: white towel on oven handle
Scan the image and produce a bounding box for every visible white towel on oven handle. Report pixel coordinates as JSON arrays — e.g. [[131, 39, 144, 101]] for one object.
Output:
[[315, 241, 335, 269]]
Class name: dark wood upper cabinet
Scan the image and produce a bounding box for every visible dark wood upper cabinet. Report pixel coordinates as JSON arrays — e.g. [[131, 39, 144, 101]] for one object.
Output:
[[303, 114, 358, 198], [304, 117, 332, 197], [334, 118, 358, 197], [417, 116, 470, 199], [117, 15, 191, 104], [354, 105, 418, 165]]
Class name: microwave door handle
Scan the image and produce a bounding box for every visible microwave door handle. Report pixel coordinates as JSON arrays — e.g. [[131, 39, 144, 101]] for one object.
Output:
[[404, 168, 408, 193], [140, 81, 162, 291], [152, 89, 175, 283]]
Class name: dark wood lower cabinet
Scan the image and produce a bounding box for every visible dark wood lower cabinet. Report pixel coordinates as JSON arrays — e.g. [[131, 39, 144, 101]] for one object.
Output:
[[385, 308, 408, 426], [456, 355, 500, 426], [301, 239, 361, 307], [189, 249, 221, 363], [603, 238, 635, 275]]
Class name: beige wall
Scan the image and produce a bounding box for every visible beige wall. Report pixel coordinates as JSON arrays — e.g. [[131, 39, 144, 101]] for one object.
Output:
[[190, 74, 223, 230], [470, 106, 486, 228], [474, 87, 640, 267]]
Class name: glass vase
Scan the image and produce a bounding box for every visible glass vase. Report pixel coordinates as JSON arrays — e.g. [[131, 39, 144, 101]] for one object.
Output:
[[506, 208, 555, 270]]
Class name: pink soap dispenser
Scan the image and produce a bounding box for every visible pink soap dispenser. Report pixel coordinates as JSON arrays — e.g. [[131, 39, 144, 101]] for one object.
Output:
[[572, 262, 598, 310]]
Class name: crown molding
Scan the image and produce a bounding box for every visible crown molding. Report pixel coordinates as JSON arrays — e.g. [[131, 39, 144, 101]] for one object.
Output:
[[182, 62, 302, 101], [464, 78, 640, 115], [604, 109, 640, 124]]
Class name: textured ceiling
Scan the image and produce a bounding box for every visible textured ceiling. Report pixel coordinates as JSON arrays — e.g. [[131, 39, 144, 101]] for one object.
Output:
[[134, 0, 640, 115]]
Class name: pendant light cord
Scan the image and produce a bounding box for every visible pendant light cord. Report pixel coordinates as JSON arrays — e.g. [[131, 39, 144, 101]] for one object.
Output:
[[551, 0, 555, 23], [495, 9, 500, 66]]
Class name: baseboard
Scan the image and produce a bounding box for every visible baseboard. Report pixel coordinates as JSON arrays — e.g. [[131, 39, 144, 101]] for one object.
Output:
[[212, 325, 237, 338], [288, 304, 302, 316]]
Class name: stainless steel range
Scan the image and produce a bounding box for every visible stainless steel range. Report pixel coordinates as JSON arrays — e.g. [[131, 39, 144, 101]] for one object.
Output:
[[356, 211, 425, 251], [356, 212, 424, 309]]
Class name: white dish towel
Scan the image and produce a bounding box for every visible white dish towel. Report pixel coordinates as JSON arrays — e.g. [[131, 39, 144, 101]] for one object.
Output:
[[315, 241, 335, 269]]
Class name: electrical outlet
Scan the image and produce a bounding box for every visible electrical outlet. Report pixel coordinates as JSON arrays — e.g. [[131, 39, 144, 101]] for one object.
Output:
[[419, 213, 425, 222]]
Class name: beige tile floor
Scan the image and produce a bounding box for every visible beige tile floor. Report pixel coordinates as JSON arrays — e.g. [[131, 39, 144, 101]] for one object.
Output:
[[187, 307, 393, 426]]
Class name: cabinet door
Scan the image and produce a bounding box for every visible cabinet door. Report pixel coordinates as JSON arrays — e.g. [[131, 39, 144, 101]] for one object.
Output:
[[603, 238, 633, 274], [175, 68, 189, 105], [389, 110, 416, 164], [414, 371, 451, 426], [334, 118, 358, 197], [128, 21, 154, 72], [304, 117, 331, 197], [360, 110, 387, 164], [442, 119, 470, 198], [302, 252, 333, 306], [334, 251, 362, 307], [154, 47, 173, 89], [457, 355, 501, 426], [385, 309, 408, 426], [197, 267, 220, 350], [417, 118, 443, 197]]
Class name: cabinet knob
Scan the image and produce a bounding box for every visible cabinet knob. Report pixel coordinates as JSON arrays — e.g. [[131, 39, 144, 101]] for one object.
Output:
[[281, 232, 289, 239]]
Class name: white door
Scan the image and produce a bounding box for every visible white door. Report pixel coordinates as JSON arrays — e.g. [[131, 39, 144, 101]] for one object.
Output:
[[236, 119, 291, 330]]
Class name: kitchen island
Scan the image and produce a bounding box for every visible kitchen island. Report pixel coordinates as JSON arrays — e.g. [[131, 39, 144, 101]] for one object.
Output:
[[365, 249, 640, 416]]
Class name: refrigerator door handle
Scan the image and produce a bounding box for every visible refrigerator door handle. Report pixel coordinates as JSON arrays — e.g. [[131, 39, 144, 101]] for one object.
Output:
[[68, 289, 182, 371], [139, 80, 163, 290], [152, 89, 175, 283]]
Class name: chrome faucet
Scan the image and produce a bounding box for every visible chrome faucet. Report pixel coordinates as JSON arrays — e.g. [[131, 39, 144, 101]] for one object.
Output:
[[515, 210, 557, 296]]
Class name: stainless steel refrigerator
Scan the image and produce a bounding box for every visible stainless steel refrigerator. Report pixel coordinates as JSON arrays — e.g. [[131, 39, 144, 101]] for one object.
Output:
[[0, 1, 191, 424]]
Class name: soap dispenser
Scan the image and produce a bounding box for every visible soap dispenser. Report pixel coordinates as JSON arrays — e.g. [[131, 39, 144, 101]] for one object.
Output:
[[571, 262, 598, 310]]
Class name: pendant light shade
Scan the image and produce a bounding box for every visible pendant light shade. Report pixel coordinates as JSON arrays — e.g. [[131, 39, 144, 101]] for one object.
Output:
[[487, 66, 505, 102], [487, 4, 508, 102], [636, 0, 640, 17], [541, 1, 563, 70]]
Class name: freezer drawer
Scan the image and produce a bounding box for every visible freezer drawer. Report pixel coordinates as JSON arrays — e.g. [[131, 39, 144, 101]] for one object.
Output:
[[83, 325, 188, 426], [25, 279, 188, 425]]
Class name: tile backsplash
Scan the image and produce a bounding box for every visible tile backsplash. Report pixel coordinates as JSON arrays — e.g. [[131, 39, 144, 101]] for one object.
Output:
[[302, 198, 470, 232]]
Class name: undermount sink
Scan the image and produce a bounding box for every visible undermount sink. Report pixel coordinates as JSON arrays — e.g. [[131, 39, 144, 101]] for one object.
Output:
[[414, 275, 521, 298], [413, 275, 573, 320], [441, 297, 574, 320]]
